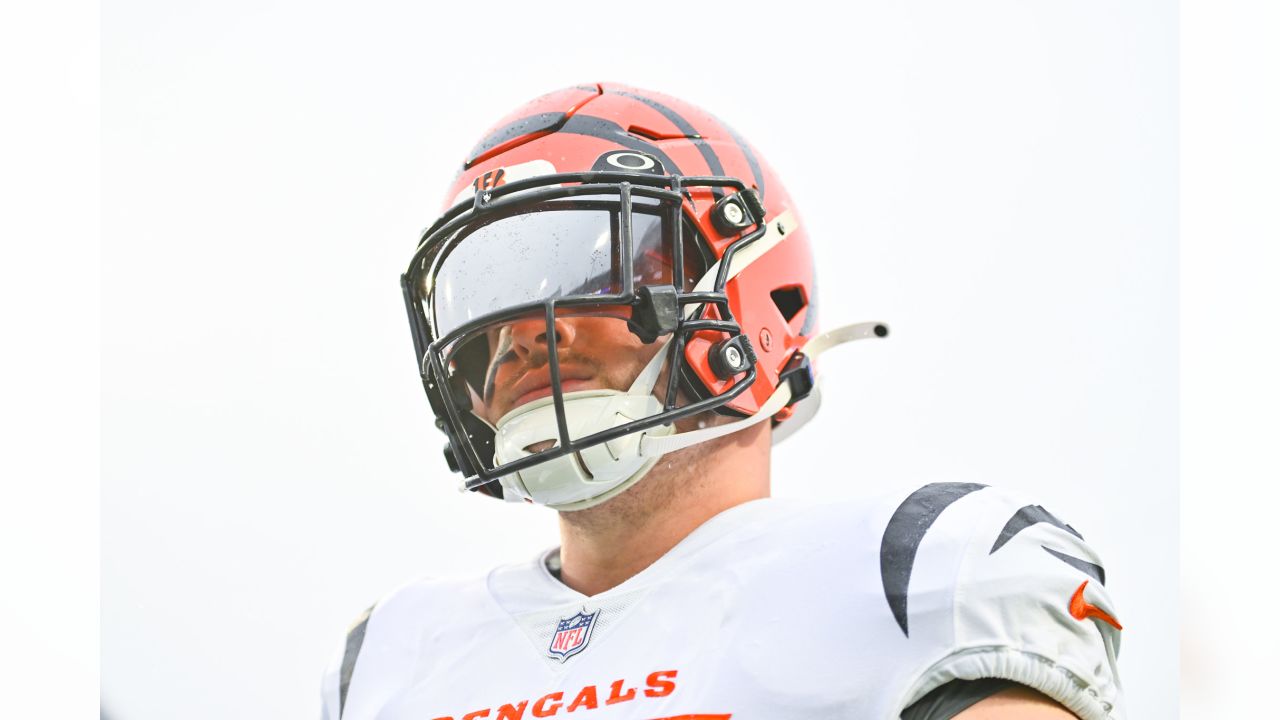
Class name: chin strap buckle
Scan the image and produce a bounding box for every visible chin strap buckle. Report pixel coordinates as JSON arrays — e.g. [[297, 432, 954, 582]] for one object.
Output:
[[777, 350, 815, 408]]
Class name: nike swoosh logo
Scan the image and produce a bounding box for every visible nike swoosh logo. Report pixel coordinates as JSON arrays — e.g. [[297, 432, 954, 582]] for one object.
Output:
[[1068, 580, 1122, 630]]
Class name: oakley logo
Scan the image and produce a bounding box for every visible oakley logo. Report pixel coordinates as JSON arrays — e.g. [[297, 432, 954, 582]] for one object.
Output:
[[605, 152, 655, 171], [593, 150, 665, 175]]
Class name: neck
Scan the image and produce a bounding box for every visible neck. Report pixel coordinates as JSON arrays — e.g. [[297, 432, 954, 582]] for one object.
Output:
[[554, 419, 771, 596]]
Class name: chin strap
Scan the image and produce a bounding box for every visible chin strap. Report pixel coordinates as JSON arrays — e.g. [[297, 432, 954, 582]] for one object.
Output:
[[696, 208, 797, 295], [460, 208, 886, 502], [637, 321, 889, 457]]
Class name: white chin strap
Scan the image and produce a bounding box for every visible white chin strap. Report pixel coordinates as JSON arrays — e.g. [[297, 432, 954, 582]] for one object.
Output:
[[473, 209, 887, 511], [636, 321, 887, 457], [488, 334, 675, 511], [482, 320, 887, 512]]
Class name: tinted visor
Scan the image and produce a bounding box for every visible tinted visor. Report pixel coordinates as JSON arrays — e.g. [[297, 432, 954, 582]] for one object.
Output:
[[420, 193, 703, 339]]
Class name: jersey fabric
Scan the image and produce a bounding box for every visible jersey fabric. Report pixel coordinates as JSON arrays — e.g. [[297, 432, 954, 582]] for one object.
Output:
[[319, 483, 1124, 720]]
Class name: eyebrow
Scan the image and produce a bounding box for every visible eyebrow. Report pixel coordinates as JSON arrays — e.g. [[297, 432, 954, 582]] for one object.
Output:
[[483, 333, 516, 401]]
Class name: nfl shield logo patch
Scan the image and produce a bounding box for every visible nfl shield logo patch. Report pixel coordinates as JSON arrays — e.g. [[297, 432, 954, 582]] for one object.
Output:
[[548, 608, 599, 661]]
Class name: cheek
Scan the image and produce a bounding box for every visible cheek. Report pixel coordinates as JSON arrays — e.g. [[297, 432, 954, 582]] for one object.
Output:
[[491, 362, 517, 396], [615, 341, 670, 392], [592, 321, 656, 358], [478, 364, 510, 423]]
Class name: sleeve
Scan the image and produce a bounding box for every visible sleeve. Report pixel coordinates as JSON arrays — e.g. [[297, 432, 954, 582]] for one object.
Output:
[[898, 484, 1125, 720]]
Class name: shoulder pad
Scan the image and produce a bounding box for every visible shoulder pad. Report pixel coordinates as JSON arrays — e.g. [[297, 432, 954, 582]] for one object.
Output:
[[882, 483, 1125, 720]]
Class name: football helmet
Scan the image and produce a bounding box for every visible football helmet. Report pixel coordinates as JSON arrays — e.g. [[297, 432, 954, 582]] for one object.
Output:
[[402, 82, 887, 510]]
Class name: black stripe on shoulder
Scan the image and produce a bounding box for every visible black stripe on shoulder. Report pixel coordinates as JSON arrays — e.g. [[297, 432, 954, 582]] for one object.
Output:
[[989, 505, 1083, 555], [339, 604, 375, 718], [1042, 545, 1106, 585], [880, 482, 987, 637]]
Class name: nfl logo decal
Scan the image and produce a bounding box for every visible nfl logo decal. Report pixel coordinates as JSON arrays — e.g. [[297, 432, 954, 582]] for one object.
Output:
[[548, 608, 599, 661]]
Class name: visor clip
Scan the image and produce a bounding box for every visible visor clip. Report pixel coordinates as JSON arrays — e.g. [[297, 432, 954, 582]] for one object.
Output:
[[710, 334, 757, 379], [628, 285, 679, 344]]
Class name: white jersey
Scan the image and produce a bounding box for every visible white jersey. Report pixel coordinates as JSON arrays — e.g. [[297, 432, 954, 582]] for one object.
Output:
[[320, 484, 1124, 720]]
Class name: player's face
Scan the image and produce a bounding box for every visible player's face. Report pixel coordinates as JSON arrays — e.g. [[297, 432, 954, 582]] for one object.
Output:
[[476, 311, 668, 427], [461, 221, 706, 430]]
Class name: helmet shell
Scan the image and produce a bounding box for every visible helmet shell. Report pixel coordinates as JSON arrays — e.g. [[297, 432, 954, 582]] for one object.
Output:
[[439, 81, 818, 422]]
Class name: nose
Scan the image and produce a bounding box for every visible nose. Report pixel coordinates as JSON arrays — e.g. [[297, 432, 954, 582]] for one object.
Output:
[[507, 313, 578, 365]]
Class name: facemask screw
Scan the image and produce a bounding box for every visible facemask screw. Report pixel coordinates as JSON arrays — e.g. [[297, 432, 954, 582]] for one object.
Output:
[[711, 194, 753, 237], [709, 335, 756, 379]]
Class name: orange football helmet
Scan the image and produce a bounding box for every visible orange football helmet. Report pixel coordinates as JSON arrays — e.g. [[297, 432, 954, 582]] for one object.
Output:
[[402, 82, 886, 509]]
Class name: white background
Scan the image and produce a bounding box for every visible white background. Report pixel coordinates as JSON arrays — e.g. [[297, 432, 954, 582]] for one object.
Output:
[[95, 1, 1177, 717], [90, 0, 1183, 717]]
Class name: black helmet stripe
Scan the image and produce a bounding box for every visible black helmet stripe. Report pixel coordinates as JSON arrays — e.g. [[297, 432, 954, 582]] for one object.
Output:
[[606, 89, 726, 202], [460, 111, 685, 178], [464, 112, 569, 170], [711, 115, 766, 202], [558, 114, 685, 175]]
